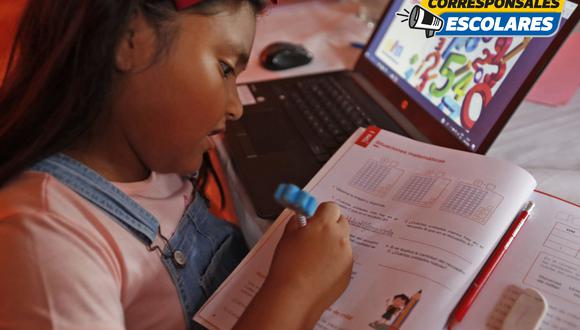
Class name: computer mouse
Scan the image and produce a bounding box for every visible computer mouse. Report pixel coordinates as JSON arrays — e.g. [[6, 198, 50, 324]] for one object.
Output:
[[259, 42, 313, 71]]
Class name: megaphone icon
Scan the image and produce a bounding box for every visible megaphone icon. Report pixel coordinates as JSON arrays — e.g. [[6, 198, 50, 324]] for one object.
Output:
[[408, 5, 443, 38]]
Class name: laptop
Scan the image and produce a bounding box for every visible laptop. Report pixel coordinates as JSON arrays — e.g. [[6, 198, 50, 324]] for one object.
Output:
[[225, 0, 579, 219]]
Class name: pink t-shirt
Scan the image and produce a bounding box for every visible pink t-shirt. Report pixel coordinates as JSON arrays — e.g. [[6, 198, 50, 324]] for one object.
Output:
[[0, 171, 192, 330]]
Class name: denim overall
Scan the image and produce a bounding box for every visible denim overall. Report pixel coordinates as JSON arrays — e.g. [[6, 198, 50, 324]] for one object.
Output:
[[30, 154, 248, 329]]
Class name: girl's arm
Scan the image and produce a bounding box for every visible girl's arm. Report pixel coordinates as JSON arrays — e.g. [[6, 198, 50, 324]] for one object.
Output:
[[234, 202, 353, 329], [0, 212, 126, 330], [234, 278, 316, 329]]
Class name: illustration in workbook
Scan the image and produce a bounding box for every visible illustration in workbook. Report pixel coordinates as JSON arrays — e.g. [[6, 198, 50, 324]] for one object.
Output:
[[349, 157, 405, 197], [393, 170, 451, 208], [369, 290, 423, 330], [439, 180, 504, 224]]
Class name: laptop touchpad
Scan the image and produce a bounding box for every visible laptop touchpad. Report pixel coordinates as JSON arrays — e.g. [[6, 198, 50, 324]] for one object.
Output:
[[242, 110, 300, 154]]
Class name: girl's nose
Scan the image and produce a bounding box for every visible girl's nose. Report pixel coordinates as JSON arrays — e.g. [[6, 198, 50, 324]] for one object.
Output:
[[227, 87, 244, 121]]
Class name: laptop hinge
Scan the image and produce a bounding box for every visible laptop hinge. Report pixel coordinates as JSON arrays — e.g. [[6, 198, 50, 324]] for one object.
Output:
[[350, 72, 430, 144]]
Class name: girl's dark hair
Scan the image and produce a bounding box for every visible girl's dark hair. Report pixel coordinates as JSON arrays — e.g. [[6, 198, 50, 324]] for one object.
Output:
[[0, 0, 267, 188]]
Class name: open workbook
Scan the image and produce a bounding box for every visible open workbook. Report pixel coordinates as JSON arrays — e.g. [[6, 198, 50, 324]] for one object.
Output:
[[194, 127, 580, 329]]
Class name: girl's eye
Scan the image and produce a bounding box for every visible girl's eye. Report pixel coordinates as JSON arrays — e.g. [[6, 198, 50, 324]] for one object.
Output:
[[219, 61, 235, 78]]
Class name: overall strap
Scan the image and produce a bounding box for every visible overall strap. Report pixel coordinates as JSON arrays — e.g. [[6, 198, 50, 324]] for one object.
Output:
[[30, 154, 159, 245]]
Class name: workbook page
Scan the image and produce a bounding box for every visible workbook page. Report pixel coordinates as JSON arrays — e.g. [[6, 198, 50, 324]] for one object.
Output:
[[194, 128, 536, 330], [457, 191, 580, 330]]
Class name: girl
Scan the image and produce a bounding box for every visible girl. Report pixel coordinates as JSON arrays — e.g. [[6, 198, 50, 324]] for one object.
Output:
[[0, 0, 353, 329]]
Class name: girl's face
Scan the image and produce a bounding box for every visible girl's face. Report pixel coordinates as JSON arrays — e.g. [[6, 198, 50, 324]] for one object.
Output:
[[107, 3, 256, 179]]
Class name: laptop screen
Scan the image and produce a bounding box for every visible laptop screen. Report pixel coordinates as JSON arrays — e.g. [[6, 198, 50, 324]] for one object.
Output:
[[363, 0, 578, 151]]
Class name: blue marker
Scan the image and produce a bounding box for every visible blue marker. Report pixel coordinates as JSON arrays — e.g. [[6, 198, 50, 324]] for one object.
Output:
[[274, 183, 318, 227]]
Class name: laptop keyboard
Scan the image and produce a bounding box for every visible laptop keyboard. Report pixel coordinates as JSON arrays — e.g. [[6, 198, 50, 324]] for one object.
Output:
[[275, 76, 375, 162]]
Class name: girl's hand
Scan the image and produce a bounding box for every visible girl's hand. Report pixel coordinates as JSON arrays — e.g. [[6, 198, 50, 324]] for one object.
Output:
[[266, 202, 353, 324], [234, 202, 353, 330]]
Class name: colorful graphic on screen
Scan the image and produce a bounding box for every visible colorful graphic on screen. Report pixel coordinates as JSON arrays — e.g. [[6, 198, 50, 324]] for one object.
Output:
[[364, 0, 577, 150], [376, 35, 529, 132]]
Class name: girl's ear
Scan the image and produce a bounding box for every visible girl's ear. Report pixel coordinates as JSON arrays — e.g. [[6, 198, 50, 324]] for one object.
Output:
[[115, 11, 156, 73]]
